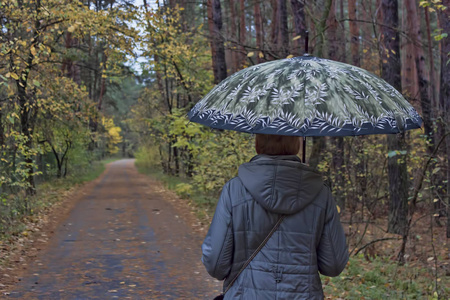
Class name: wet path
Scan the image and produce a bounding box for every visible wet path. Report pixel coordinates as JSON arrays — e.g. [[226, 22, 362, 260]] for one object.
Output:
[[7, 160, 221, 299]]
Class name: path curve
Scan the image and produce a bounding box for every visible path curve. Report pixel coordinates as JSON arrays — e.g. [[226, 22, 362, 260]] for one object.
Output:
[[6, 159, 221, 299]]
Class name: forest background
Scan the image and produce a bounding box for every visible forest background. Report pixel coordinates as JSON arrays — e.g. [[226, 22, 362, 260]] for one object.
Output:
[[1, 0, 450, 298]]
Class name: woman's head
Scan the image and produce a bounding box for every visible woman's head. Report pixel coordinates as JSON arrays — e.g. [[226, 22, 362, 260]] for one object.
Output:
[[255, 134, 301, 155]]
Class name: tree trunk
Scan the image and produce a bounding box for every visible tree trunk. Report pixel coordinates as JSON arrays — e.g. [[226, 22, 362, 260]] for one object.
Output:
[[360, 0, 372, 67], [270, 0, 279, 59], [290, 0, 306, 56], [381, 0, 408, 236], [18, 86, 36, 196], [239, 0, 246, 67], [348, 0, 360, 66], [326, 0, 339, 60], [207, 0, 219, 82], [0, 107, 4, 148], [402, 0, 419, 103], [308, 0, 333, 168], [254, 0, 264, 63], [212, 0, 227, 81], [229, 0, 239, 71], [439, 0, 450, 237], [278, 0, 289, 58], [97, 51, 107, 111], [327, 0, 345, 209]]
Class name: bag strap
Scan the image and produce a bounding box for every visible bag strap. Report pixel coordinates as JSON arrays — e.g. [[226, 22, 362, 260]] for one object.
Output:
[[223, 214, 286, 295]]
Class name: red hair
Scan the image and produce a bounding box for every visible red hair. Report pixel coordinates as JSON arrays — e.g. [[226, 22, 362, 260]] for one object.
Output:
[[255, 134, 301, 155]]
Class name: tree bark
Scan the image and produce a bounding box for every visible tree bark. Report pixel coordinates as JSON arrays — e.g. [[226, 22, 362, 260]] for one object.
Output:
[[239, 0, 246, 67], [254, 0, 264, 63], [270, 0, 279, 59], [229, 0, 239, 71], [439, 0, 450, 237], [308, 0, 332, 168], [212, 0, 227, 81], [290, 0, 306, 56], [327, 0, 345, 209], [326, 0, 339, 60], [348, 0, 360, 66], [97, 51, 107, 111], [207, 0, 219, 82], [278, 0, 289, 58], [402, 0, 419, 103], [381, 0, 408, 236]]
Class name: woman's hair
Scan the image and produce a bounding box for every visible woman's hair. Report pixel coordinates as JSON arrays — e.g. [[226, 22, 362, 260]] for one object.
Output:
[[255, 134, 301, 155]]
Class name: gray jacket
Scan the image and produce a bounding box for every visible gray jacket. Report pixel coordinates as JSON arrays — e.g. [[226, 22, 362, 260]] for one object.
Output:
[[202, 155, 348, 299]]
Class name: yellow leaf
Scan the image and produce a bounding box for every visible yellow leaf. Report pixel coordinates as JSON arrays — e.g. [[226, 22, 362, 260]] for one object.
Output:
[[247, 52, 254, 57], [5, 72, 11, 78], [68, 25, 76, 33], [363, 49, 368, 53], [10, 73, 19, 80], [336, 205, 341, 213], [258, 51, 264, 58], [293, 35, 301, 41], [286, 54, 294, 59], [31, 46, 37, 56], [391, 49, 396, 54]]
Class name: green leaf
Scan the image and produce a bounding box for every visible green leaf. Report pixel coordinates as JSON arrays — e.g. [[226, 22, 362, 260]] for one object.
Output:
[[387, 150, 407, 158]]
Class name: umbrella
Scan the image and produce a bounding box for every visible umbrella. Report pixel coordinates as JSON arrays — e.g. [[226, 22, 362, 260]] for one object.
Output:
[[187, 54, 422, 160]]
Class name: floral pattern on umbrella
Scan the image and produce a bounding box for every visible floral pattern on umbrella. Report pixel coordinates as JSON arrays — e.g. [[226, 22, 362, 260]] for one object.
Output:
[[188, 55, 422, 136]]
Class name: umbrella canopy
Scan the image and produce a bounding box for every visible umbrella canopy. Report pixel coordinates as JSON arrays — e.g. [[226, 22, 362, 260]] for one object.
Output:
[[188, 55, 422, 137]]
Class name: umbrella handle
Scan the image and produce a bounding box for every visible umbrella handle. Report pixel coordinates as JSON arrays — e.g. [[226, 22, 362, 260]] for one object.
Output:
[[305, 31, 309, 54], [302, 137, 306, 163]]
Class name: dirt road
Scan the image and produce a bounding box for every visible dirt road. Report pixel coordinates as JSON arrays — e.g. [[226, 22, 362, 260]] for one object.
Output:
[[5, 160, 221, 299]]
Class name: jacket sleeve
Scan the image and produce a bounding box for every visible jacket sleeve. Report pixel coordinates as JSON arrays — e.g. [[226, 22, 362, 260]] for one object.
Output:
[[317, 187, 349, 277], [201, 182, 234, 280]]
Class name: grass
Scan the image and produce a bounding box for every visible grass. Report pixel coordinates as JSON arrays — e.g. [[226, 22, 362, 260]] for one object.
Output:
[[137, 163, 450, 300], [322, 255, 449, 299], [135, 163, 217, 220], [0, 157, 119, 241]]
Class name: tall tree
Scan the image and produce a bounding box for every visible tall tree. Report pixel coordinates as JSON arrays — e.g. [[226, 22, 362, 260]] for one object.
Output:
[[207, 0, 218, 82], [402, 0, 420, 102], [381, 0, 408, 236], [213, 0, 227, 81], [270, 0, 279, 59], [228, 0, 239, 71], [278, 0, 289, 57], [207, 0, 227, 83], [439, 0, 450, 237], [254, 0, 264, 63], [308, 0, 332, 169], [291, 0, 306, 56], [348, 0, 360, 66], [239, 0, 246, 66], [327, 0, 345, 209]]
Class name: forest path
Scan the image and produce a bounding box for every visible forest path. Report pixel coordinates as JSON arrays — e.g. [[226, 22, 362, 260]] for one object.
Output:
[[6, 159, 221, 299]]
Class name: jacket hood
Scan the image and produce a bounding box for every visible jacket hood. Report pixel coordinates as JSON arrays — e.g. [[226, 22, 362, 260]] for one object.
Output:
[[238, 155, 324, 215]]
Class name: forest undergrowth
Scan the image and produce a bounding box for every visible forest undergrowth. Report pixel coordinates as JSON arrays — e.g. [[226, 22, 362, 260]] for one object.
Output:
[[0, 158, 118, 244], [136, 160, 450, 300]]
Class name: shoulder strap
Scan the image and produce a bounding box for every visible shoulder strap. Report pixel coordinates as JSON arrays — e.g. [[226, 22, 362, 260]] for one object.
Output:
[[223, 215, 286, 295]]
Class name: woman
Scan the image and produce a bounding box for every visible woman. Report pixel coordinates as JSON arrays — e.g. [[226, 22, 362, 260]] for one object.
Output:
[[202, 134, 349, 299]]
